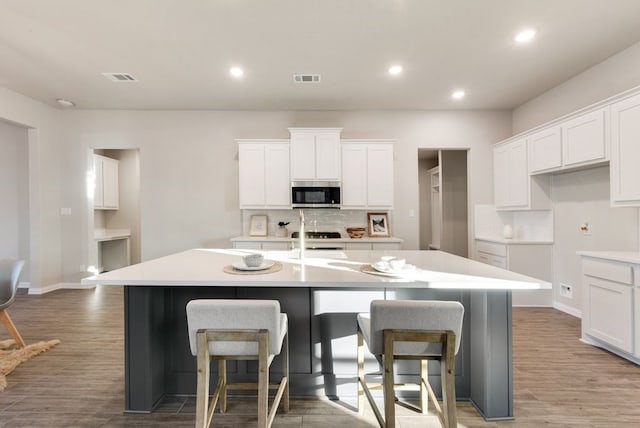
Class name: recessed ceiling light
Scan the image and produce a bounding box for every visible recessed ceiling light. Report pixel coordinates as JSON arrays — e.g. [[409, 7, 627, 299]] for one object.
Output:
[[514, 28, 536, 43], [388, 65, 403, 75], [451, 90, 465, 100], [56, 98, 75, 107], [229, 67, 244, 78]]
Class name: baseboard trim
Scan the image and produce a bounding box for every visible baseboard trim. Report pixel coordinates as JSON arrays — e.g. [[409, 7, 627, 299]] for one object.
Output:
[[553, 301, 582, 318], [27, 282, 96, 295]]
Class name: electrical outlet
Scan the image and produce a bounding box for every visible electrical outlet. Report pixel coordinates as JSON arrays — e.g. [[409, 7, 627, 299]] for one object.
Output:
[[560, 283, 573, 299]]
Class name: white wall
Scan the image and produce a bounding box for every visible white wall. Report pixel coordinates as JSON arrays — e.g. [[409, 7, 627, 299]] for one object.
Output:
[[0, 87, 61, 291], [512, 40, 640, 132], [551, 167, 638, 313], [0, 120, 29, 272], [510, 40, 640, 314], [53, 109, 510, 284]]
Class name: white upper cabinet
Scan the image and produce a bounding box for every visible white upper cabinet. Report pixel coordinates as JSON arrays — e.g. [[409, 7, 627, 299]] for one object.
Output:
[[528, 108, 608, 175], [238, 141, 291, 209], [341, 144, 368, 207], [341, 142, 394, 209], [494, 138, 550, 210], [94, 154, 119, 210], [289, 128, 342, 181], [562, 108, 608, 168], [528, 127, 562, 174], [610, 93, 640, 207]]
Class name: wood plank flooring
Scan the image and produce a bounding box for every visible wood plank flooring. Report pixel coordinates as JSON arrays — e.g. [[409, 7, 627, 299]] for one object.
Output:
[[1, 286, 639, 427]]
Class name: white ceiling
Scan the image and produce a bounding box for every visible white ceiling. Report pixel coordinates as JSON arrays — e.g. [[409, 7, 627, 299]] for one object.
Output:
[[2, 0, 640, 111]]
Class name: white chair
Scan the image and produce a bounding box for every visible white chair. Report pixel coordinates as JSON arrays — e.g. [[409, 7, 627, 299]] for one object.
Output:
[[357, 300, 464, 428], [0, 259, 26, 348], [186, 299, 289, 428]]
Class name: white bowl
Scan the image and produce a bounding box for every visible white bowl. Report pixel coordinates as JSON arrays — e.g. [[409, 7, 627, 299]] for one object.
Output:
[[389, 258, 406, 271], [243, 253, 264, 267]]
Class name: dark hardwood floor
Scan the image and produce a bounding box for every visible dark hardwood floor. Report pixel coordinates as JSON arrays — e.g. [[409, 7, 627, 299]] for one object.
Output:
[[1, 286, 639, 427]]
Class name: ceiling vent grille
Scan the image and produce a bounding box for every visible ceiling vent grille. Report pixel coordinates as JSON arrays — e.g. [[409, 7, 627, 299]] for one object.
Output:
[[293, 74, 321, 83], [102, 72, 138, 82]]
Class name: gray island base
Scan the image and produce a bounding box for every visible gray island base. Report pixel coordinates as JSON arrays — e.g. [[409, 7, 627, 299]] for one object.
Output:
[[82, 249, 550, 421]]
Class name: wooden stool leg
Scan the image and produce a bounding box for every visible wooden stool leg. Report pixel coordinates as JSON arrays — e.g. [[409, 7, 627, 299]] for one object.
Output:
[[441, 334, 457, 428], [282, 331, 290, 412], [383, 331, 396, 428], [0, 310, 26, 348], [195, 332, 211, 428], [420, 359, 429, 415], [257, 332, 269, 428], [357, 327, 365, 414], [218, 359, 227, 412]]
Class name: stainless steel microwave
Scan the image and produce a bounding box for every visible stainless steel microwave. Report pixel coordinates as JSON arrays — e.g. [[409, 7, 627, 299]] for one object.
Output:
[[291, 181, 341, 208]]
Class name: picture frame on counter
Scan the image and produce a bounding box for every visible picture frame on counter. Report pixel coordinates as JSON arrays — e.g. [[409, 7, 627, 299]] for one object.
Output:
[[367, 212, 390, 237], [249, 214, 268, 237]]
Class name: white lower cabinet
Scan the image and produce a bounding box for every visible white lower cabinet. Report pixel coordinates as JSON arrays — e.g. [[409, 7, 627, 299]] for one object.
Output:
[[475, 240, 552, 306], [581, 257, 636, 357], [232, 240, 291, 250]]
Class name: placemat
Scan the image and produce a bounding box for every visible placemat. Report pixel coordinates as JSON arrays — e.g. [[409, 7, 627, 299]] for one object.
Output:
[[359, 263, 400, 277], [223, 261, 283, 275]]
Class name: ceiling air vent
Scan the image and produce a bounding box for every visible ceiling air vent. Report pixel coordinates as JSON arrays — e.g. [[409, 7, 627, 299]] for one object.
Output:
[[293, 74, 321, 83], [101, 72, 138, 82]]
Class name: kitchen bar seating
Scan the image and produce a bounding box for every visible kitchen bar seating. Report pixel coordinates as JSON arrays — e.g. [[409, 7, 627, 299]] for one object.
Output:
[[357, 300, 464, 428], [0, 259, 27, 348], [186, 300, 289, 428]]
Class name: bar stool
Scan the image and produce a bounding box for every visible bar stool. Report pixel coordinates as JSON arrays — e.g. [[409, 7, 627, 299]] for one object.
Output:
[[186, 299, 289, 428], [357, 300, 464, 428]]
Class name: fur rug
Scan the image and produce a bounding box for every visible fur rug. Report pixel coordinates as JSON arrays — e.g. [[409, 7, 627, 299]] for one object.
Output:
[[0, 338, 61, 391]]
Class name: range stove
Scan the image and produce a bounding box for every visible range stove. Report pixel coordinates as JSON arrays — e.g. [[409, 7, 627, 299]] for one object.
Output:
[[291, 231, 342, 239]]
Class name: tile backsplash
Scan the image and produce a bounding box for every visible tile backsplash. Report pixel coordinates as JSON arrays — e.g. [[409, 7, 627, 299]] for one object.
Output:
[[242, 209, 380, 237]]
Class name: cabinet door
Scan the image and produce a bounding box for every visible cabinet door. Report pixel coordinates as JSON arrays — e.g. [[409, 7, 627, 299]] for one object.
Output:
[[264, 144, 291, 208], [529, 127, 562, 174], [341, 144, 367, 208], [562, 109, 607, 168], [238, 144, 266, 207], [315, 132, 341, 180], [610, 93, 640, 206], [93, 155, 104, 208], [494, 139, 528, 209], [290, 133, 317, 181], [584, 275, 633, 353], [102, 157, 119, 209], [366, 144, 394, 208]]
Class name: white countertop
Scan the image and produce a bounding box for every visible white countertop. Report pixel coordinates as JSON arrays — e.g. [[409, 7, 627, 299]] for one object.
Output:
[[475, 236, 554, 245], [81, 248, 550, 290], [230, 236, 403, 243], [577, 251, 640, 264], [94, 229, 131, 241]]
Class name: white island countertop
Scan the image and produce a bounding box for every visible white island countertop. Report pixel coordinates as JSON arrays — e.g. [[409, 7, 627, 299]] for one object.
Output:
[[82, 248, 550, 290]]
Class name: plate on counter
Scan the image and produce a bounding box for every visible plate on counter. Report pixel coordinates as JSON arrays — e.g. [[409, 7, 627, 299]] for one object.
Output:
[[232, 261, 275, 271], [371, 262, 416, 275]]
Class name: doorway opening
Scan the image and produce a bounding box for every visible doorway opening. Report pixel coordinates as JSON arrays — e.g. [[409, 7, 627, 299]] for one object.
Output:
[[418, 149, 468, 257], [89, 148, 141, 273]]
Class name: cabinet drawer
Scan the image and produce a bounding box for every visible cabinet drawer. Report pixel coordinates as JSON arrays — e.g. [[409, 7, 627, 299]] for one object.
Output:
[[582, 258, 633, 285], [476, 241, 507, 257], [489, 255, 507, 269], [475, 250, 507, 269]]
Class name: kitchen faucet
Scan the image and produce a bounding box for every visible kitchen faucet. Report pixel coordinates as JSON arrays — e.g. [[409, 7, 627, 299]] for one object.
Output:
[[299, 209, 305, 260]]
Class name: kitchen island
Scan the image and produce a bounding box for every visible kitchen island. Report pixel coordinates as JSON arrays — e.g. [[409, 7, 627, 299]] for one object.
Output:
[[81, 248, 550, 420]]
